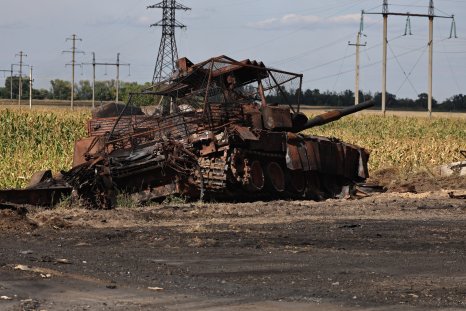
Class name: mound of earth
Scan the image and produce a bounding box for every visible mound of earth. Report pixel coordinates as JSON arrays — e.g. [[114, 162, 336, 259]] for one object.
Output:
[[0, 209, 37, 232], [369, 167, 466, 193]]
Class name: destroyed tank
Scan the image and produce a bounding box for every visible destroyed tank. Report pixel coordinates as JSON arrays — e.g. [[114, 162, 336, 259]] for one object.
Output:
[[0, 55, 374, 209], [63, 55, 374, 208]]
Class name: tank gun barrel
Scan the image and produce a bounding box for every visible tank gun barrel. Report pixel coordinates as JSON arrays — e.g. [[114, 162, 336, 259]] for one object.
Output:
[[294, 100, 374, 133]]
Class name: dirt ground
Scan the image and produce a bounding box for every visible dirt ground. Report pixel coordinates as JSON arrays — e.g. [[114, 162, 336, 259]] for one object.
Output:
[[0, 173, 465, 311]]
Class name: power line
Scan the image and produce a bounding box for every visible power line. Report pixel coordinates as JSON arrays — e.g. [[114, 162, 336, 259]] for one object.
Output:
[[82, 52, 130, 108], [364, 0, 456, 117], [269, 31, 356, 66], [438, 25, 461, 95], [387, 41, 419, 95], [306, 43, 427, 83], [332, 44, 350, 91], [300, 35, 404, 73], [269, 7, 383, 68], [395, 43, 428, 94]]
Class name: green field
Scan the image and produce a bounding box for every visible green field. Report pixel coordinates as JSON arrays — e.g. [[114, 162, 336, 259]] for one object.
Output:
[[0, 108, 464, 189], [0, 109, 89, 189], [304, 114, 465, 173]]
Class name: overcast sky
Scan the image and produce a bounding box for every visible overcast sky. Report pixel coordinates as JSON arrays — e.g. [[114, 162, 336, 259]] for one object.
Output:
[[1, 0, 465, 101]]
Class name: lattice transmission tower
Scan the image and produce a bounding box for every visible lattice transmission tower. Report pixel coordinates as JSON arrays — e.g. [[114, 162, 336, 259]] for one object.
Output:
[[148, 0, 191, 84]]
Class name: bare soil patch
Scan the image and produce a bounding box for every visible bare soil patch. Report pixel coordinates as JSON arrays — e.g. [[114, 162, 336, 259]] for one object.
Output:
[[0, 173, 465, 310]]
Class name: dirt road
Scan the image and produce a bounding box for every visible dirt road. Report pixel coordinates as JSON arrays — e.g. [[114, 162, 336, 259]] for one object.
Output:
[[0, 189, 465, 310]]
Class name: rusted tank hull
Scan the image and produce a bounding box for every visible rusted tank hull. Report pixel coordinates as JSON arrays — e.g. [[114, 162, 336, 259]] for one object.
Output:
[[63, 129, 369, 206]]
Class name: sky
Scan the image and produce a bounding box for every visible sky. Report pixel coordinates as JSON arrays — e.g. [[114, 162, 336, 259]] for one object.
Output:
[[1, 0, 466, 101]]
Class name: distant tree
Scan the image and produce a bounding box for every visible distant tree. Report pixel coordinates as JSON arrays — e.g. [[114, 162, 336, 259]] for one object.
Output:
[[322, 90, 339, 106], [396, 97, 415, 108], [373, 92, 397, 108], [3, 76, 29, 99], [32, 88, 50, 100], [95, 80, 114, 101], [77, 80, 93, 100], [50, 79, 71, 100], [415, 93, 437, 109], [20, 78, 32, 99], [437, 94, 466, 111], [120, 81, 152, 103], [339, 89, 354, 106], [0, 87, 7, 99]]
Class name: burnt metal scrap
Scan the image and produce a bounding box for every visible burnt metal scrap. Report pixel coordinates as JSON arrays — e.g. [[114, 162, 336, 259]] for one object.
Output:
[[0, 55, 375, 209]]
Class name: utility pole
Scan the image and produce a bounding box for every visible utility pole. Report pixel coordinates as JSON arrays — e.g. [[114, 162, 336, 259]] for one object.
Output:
[[365, 1, 455, 117], [116, 53, 120, 103], [15, 51, 27, 106], [349, 11, 367, 105], [83, 53, 130, 106], [29, 66, 33, 109], [10, 65, 14, 100], [382, 0, 388, 115], [148, 0, 191, 83], [428, 0, 434, 117], [92, 52, 96, 108], [63, 34, 84, 110]]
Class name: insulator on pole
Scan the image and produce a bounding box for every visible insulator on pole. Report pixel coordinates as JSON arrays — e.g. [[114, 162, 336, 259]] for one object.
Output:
[[428, 0, 434, 17], [404, 15, 413, 36], [449, 15, 457, 39], [359, 10, 365, 34], [383, 0, 388, 14]]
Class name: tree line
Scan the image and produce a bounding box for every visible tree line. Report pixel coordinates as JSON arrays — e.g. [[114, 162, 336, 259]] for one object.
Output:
[[0, 77, 151, 103], [268, 88, 466, 112], [1, 77, 465, 111]]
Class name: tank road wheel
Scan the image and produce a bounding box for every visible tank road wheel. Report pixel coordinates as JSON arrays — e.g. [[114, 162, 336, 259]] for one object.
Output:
[[288, 170, 306, 194], [265, 162, 286, 193], [304, 171, 326, 201], [245, 160, 265, 192]]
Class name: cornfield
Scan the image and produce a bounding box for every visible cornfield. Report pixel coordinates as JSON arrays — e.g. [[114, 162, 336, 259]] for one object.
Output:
[[305, 114, 465, 173], [0, 108, 464, 189], [0, 109, 89, 189]]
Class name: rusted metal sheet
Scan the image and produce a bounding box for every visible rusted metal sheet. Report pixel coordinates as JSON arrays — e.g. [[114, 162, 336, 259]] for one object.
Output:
[[262, 105, 292, 130], [233, 126, 258, 141], [88, 115, 145, 137], [0, 188, 71, 207], [250, 132, 287, 152], [286, 143, 303, 170], [27, 170, 53, 188], [304, 140, 320, 171]]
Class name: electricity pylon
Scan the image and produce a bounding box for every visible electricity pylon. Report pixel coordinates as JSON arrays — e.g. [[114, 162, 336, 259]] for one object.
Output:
[[148, 0, 191, 84]]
